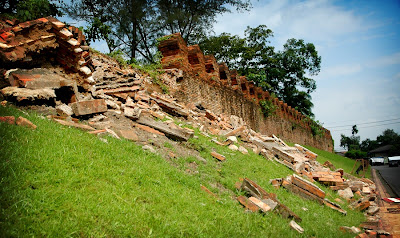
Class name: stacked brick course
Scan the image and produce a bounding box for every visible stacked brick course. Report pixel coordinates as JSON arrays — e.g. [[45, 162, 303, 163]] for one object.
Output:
[[158, 34, 333, 152]]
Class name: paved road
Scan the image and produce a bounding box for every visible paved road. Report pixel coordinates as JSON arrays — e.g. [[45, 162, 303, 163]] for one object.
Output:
[[373, 165, 400, 197]]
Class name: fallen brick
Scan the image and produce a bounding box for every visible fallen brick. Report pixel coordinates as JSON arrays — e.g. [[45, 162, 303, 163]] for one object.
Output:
[[272, 147, 296, 163], [53, 119, 95, 131], [124, 106, 141, 120], [0, 116, 15, 125], [224, 125, 246, 137], [211, 151, 226, 161], [291, 174, 325, 199], [289, 220, 304, 234], [151, 96, 189, 118], [135, 123, 165, 136], [136, 116, 193, 141], [201, 185, 217, 198], [56, 104, 73, 117], [119, 130, 139, 141], [70, 99, 107, 116], [205, 109, 218, 121], [323, 199, 347, 215], [237, 196, 260, 212], [88, 129, 107, 134], [248, 197, 271, 213], [16, 116, 36, 129]]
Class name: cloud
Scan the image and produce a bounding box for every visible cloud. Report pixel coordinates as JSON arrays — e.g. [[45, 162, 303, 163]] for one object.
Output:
[[366, 52, 400, 67], [318, 63, 362, 80]]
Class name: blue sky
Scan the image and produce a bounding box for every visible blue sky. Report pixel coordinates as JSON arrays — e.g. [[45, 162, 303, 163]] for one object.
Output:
[[61, 0, 400, 151], [213, 0, 400, 150]]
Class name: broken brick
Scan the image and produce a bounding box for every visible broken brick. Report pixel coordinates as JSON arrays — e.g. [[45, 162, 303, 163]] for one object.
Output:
[[248, 197, 271, 213], [70, 99, 107, 116], [119, 130, 139, 141], [0, 116, 15, 125], [135, 123, 165, 136], [16, 116, 37, 129], [237, 196, 260, 212], [211, 151, 226, 161]]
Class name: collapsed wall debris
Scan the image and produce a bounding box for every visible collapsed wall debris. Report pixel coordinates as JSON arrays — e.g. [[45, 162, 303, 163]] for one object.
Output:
[[0, 17, 394, 237]]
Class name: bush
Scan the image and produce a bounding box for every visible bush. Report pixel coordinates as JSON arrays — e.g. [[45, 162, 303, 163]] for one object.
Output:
[[345, 150, 367, 159]]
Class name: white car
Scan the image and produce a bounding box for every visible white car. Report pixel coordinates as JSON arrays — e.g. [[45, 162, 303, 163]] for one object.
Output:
[[388, 156, 400, 167], [370, 157, 384, 166]]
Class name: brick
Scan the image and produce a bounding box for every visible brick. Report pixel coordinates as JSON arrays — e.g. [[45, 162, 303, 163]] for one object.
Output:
[[291, 175, 326, 199], [58, 28, 73, 39], [70, 99, 107, 116], [237, 196, 260, 212], [0, 116, 15, 125], [0, 32, 14, 42], [79, 66, 92, 76], [119, 130, 139, 141], [135, 123, 165, 136], [50, 20, 66, 30], [88, 129, 107, 134], [16, 116, 37, 129], [67, 38, 80, 47], [205, 109, 218, 121], [201, 185, 217, 198], [102, 86, 140, 95], [211, 151, 226, 161], [248, 197, 271, 212], [124, 106, 141, 120], [37, 18, 49, 24], [136, 116, 193, 141], [53, 119, 95, 131]]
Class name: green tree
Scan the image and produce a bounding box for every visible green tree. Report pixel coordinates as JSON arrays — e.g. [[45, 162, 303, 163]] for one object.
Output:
[[64, 0, 250, 62], [0, 0, 62, 21], [200, 25, 320, 116], [340, 125, 360, 151]]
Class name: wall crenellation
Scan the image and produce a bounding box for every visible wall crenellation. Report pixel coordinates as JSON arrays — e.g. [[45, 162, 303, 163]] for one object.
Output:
[[158, 33, 333, 152]]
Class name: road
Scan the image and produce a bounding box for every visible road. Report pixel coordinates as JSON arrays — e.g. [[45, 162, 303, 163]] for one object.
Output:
[[373, 165, 400, 197]]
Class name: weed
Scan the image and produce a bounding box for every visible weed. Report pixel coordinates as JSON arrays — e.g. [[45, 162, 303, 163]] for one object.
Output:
[[259, 99, 277, 117]]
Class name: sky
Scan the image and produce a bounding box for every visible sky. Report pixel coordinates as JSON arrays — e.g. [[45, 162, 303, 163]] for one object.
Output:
[[213, 0, 400, 151], [60, 0, 400, 151]]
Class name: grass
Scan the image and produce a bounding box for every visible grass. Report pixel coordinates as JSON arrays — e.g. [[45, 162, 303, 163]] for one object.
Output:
[[304, 146, 371, 179], [0, 105, 366, 237]]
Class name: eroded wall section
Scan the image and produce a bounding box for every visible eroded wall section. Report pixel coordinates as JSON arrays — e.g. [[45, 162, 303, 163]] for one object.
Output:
[[158, 33, 333, 152]]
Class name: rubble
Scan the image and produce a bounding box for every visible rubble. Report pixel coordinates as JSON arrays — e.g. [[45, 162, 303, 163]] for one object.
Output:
[[0, 16, 386, 237]]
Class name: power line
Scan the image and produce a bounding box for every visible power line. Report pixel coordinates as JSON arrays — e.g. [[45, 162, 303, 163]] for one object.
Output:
[[327, 118, 400, 129], [332, 121, 400, 132], [323, 114, 400, 125]]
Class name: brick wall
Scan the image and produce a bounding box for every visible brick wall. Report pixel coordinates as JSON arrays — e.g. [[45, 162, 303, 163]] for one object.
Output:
[[158, 33, 333, 152]]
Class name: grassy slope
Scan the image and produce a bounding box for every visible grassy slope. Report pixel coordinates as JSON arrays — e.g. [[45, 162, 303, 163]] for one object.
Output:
[[304, 146, 371, 179], [0, 105, 365, 237]]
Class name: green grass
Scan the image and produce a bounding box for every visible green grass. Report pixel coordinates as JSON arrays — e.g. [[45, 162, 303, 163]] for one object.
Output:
[[304, 146, 371, 179], [0, 105, 366, 237]]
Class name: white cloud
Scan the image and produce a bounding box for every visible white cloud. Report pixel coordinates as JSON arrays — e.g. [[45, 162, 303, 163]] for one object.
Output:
[[366, 52, 400, 67], [318, 63, 362, 80]]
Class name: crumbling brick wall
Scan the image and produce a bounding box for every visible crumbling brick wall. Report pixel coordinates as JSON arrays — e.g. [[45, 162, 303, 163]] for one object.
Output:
[[0, 17, 93, 85], [158, 33, 333, 152]]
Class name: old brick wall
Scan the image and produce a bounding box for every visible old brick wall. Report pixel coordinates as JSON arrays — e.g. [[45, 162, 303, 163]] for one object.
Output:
[[159, 34, 333, 152]]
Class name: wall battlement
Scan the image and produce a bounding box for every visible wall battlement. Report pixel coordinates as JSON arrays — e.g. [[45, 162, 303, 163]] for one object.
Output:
[[158, 33, 333, 152]]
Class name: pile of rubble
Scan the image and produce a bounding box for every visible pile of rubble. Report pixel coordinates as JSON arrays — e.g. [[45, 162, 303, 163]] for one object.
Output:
[[0, 17, 393, 237]]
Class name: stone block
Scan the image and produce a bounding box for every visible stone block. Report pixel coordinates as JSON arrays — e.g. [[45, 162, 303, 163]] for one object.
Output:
[[71, 99, 107, 116]]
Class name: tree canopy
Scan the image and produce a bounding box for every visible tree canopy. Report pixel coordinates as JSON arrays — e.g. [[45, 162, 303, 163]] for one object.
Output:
[[199, 25, 321, 117], [64, 0, 251, 62], [0, 0, 62, 22]]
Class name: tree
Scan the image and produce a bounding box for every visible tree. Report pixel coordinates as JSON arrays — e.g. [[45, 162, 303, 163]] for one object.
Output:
[[359, 129, 400, 156], [64, 0, 250, 62], [200, 25, 320, 116], [0, 0, 62, 22], [340, 125, 360, 151]]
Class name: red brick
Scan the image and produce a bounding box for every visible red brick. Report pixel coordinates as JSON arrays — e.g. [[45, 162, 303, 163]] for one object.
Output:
[[119, 130, 139, 141], [58, 28, 73, 39], [16, 116, 37, 129], [211, 151, 226, 161], [70, 99, 107, 116], [237, 196, 260, 212], [0, 32, 14, 42], [201, 185, 217, 198], [37, 18, 49, 24], [0, 116, 15, 125], [135, 124, 165, 136]]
